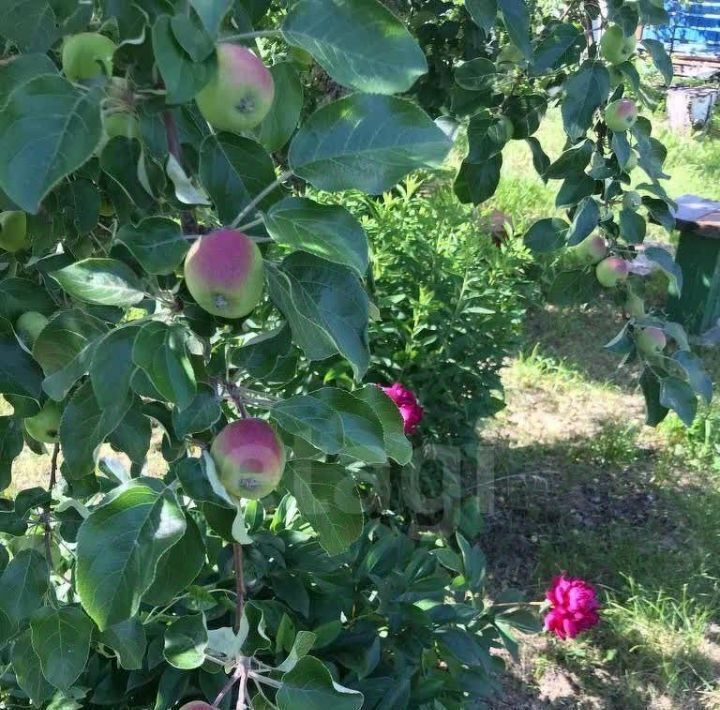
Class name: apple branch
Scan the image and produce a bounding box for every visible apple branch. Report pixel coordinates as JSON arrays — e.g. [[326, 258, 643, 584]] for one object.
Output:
[[233, 542, 245, 633], [162, 110, 200, 235], [42, 443, 60, 575], [230, 170, 293, 229]]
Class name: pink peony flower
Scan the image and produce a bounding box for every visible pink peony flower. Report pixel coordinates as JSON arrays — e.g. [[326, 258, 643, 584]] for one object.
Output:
[[380, 383, 424, 435], [543, 574, 600, 640]]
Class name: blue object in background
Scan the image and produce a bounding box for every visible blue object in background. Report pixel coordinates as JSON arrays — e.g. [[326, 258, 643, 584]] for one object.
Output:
[[644, 1, 720, 56]]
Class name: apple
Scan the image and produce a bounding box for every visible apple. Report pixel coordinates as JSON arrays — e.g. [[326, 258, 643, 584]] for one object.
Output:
[[596, 256, 629, 287], [97, 111, 141, 153], [196, 44, 275, 133], [211, 419, 286, 500], [605, 98, 638, 132], [571, 235, 608, 264], [0, 211, 28, 252], [25, 400, 61, 444], [184, 229, 264, 319], [16, 312, 48, 348], [62, 33, 117, 82], [600, 25, 636, 65], [625, 291, 645, 317], [99, 200, 115, 217], [178, 703, 213, 710], [636, 326, 666, 356], [623, 190, 642, 210]]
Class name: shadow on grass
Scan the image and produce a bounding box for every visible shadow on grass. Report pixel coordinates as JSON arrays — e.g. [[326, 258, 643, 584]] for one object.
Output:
[[480, 426, 720, 709]]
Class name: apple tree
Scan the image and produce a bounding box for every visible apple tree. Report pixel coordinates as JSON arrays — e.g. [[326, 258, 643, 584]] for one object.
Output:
[[0, 0, 542, 708]]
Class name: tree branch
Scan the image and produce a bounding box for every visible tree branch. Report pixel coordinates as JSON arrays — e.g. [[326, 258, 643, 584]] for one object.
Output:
[[42, 443, 60, 574]]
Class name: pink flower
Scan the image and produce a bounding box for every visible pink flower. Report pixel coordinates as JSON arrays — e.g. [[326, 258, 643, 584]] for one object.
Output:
[[543, 574, 600, 640], [380, 383, 424, 435]]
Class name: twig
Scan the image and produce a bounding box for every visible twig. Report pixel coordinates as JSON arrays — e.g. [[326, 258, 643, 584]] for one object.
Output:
[[223, 30, 282, 42], [236, 659, 248, 710], [42, 444, 60, 574], [230, 171, 293, 228], [162, 110, 199, 235], [212, 664, 244, 708], [236, 216, 266, 232], [233, 543, 245, 633]]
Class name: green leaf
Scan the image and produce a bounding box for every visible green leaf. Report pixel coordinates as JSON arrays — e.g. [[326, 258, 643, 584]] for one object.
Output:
[[0, 52, 58, 100], [90, 325, 140, 411], [673, 351, 712, 404], [266, 254, 369, 379], [144, 514, 206, 606], [190, 0, 231, 35], [454, 155, 502, 205], [466, 111, 512, 161], [640, 367, 668, 426], [0, 316, 44, 400], [100, 137, 155, 211], [116, 218, 189, 275], [455, 58, 497, 92], [660, 376, 697, 427], [289, 94, 451, 194], [527, 137, 550, 178], [504, 93, 546, 138], [198, 133, 278, 225], [566, 197, 600, 246], [30, 606, 93, 690], [545, 140, 593, 179], [256, 62, 303, 152], [11, 630, 54, 706], [641, 39, 672, 84], [561, 61, 610, 140], [50, 259, 145, 307], [132, 322, 196, 410], [59, 380, 132, 480], [272, 393, 344, 454], [532, 22, 584, 74], [644, 245, 683, 294], [465, 0, 497, 33], [170, 14, 215, 62], [282, 0, 426, 94], [264, 197, 369, 276], [33, 309, 107, 401], [231, 325, 299, 385], [0, 278, 55, 321], [286, 461, 363, 556], [277, 655, 364, 709], [164, 613, 208, 669], [172, 386, 221, 437], [0, 549, 48, 624], [99, 617, 147, 671], [277, 631, 317, 672], [0, 416, 24, 491], [354, 384, 412, 465], [1, 0, 58, 53], [619, 207, 646, 244], [0, 76, 102, 213], [76, 478, 186, 630], [108, 403, 152, 466], [498, 0, 531, 59], [524, 218, 569, 253], [152, 15, 215, 104]]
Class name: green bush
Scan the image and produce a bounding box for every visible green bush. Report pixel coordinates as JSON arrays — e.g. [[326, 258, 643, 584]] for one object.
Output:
[[350, 180, 535, 446]]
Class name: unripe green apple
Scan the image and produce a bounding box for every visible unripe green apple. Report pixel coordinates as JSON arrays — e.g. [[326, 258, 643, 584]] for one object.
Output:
[[600, 25, 636, 65], [636, 326, 666, 356], [25, 400, 61, 444], [97, 111, 141, 153], [0, 211, 28, 252], [596, 256, 630, 287], [572, 235, 608, 265], [196, 44, 275, 133], [184, 229, 264, 319], [211, 419, 286, 500], [99, 200, 115, 217], [16, 312, 48, 348], [623, 190, 642, 210], [625, 291, 645, 317], [605, 98, 638, 132], [62, 33, 117, 81]]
